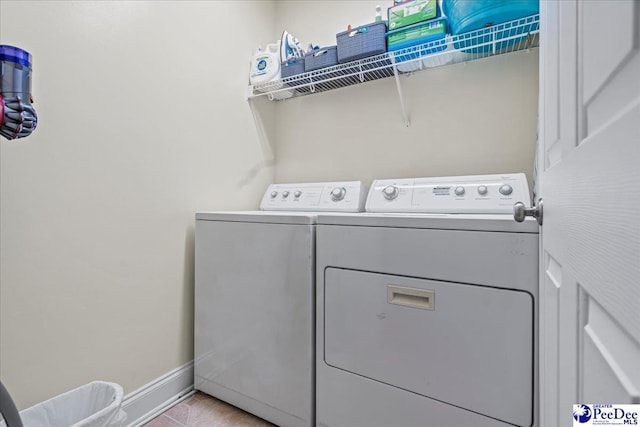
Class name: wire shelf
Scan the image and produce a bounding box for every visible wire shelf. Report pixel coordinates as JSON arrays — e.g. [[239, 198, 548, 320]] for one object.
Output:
[[248, 14, 540, 101]]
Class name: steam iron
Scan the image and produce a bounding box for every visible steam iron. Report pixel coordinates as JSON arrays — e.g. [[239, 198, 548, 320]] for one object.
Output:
[[280, 30, 304, 64]]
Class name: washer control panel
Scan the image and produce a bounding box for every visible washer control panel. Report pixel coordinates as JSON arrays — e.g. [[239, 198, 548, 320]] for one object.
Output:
[[260, 181, 367, 212], [366, 173, 531, 214]]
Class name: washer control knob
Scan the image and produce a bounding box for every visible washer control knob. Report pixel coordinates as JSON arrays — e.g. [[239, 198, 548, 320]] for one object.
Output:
[[282, 191, 290, 198], [330, 187, 346, 201], [477, 185, 488, 195], [294, 191, 302, 198], [454, 186, 466, 196], [382, 185, 399, 200], [270, 191, 278, 198], [499, 184, 513, 195]]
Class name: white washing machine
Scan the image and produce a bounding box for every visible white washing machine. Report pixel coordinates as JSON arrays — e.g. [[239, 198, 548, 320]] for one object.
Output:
[[316, 174, 539, 427], [194, 181, 366, 427]]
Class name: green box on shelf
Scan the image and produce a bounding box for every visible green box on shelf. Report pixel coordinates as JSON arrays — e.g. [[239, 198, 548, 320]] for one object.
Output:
[[387, 18, 447, 49], [388, 0, 440, 31]]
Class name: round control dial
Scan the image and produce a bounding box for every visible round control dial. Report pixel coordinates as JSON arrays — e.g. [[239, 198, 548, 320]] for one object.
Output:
[[499, 184, 513, 195], [454, 186, 465, 196], [270, 191, 278, 198], [330, 187, 346, 201], [382, 185, 399, 200], [477, 185, 488, 195], [294, 191, 302, 198], [282, 191, 290, 198]]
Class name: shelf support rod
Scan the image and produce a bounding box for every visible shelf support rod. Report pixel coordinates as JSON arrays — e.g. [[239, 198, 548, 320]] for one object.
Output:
[[392, 64, 410, 127]]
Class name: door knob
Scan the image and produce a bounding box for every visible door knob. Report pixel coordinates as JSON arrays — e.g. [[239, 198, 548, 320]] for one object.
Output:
[[514, 199, 543, 225]]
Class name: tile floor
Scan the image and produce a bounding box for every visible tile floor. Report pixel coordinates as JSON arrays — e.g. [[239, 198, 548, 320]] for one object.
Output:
[[143, 392, 276, 427]]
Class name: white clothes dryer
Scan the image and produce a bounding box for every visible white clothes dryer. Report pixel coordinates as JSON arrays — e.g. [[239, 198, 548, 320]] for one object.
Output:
[[194, 181, 365, 427], [316, 174, 539, 427]]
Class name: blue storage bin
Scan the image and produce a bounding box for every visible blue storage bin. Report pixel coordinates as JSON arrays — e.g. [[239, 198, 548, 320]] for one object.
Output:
[[336, 21, 388, 63], [305, 46, 338, 71], [281, 58, 310, 92], [443, 0, 539, 35], [443, 0, 539, 53], [304, 46, 350, 90], [281, 58, 305, 78]]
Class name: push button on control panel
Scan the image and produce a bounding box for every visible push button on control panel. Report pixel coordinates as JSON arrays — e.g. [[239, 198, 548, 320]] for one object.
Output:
[[383, 185, 399, 200], [330, 187, 346, 201], [499, 184, 513, 195]]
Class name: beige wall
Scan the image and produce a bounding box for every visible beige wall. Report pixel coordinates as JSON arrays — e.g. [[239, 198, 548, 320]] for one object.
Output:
[[273, 1, 539, 186], [0, 0, 276, 409]]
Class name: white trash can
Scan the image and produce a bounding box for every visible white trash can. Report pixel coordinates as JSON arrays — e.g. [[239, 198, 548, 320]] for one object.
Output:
[[1, 381, 126, 427]]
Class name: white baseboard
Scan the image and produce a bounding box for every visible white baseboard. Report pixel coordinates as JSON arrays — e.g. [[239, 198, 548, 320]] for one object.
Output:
[[123, 361, 194, 427]]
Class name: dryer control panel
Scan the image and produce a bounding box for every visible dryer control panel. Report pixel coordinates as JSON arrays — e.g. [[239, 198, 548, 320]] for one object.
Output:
[[366, 173, 531, 214], [260, 181, 367, 212]]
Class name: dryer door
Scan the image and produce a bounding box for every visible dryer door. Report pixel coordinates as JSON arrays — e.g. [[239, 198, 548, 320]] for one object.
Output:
[[324, 268, 533, 427]]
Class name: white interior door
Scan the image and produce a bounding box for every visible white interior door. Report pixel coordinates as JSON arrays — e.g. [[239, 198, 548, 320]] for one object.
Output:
[[538, 1, 640, 425]]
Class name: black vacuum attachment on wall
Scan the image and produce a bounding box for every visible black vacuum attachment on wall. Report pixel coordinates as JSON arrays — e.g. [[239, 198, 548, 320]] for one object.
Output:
[[0, 45, 38, 140]]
